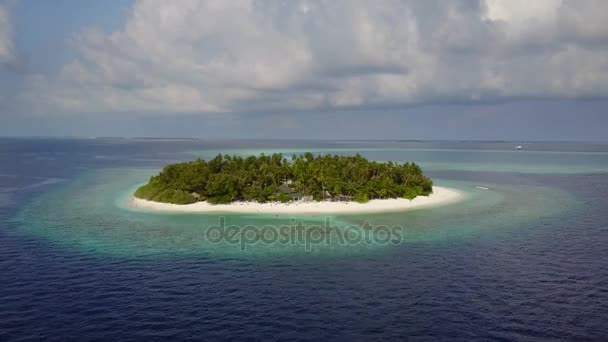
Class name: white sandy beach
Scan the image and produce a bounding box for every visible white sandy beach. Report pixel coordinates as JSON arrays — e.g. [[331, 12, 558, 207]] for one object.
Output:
[[128, 186, 464, 214]]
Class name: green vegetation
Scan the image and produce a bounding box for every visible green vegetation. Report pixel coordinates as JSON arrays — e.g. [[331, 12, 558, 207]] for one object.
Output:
[[134, 153, 433, 204]]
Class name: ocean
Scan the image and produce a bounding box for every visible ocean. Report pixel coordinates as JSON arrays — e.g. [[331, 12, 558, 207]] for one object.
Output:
[[1, 138, 607, 340]]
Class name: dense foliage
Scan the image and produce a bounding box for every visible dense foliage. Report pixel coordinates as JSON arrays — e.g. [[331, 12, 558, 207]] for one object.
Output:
[[134, 153, 433, 204]]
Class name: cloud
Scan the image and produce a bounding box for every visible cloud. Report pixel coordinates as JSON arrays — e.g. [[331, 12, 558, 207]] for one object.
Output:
[[19, 0, 608, 114], [0, 1, 17, 67]]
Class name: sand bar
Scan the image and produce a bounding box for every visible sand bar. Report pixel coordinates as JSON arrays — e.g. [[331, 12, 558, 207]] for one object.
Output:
[[128, 186, 464, 215]]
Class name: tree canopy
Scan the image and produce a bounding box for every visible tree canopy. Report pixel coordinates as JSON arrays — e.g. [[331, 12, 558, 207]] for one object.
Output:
[[134, 153, 433, 204]]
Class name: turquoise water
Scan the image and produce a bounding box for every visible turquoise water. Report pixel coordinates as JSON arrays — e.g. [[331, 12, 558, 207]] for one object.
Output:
[[13, 166, 574, 259]]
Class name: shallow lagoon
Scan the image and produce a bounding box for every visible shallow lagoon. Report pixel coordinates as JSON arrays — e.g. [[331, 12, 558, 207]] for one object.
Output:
[[14, 168, 572, 258]]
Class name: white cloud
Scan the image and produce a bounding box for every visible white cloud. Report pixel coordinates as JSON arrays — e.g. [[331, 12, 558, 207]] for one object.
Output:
[[0, 2, 17, 66], [483, 0, 561, 24], [19, 0, 608, 114]]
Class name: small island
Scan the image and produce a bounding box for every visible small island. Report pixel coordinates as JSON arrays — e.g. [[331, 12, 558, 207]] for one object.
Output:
[[131, 153, 462, 214], [135, 153, 433, 203]]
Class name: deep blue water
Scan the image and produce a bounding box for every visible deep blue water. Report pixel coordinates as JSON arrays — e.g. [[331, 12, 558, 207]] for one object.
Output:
[[1, 138, 607, 341]]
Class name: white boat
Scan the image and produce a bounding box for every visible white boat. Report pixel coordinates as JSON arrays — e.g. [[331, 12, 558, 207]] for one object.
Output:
[[515, 145, 523, 150], [475, 186, 489, 190]]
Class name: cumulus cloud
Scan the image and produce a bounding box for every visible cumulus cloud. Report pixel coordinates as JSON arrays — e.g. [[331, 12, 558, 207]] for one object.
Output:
[[21, 0, 608, 114]]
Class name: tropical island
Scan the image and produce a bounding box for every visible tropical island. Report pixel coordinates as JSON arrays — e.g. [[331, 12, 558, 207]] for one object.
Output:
[[134, 152, 435, 203], [130, 153, 463, 214]]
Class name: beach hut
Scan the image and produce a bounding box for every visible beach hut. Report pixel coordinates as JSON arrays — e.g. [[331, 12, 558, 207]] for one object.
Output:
[[278, 184, 303, 201]]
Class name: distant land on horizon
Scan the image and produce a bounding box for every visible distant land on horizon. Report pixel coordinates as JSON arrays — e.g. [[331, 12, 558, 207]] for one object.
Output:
[[1, 136, 608, 144]]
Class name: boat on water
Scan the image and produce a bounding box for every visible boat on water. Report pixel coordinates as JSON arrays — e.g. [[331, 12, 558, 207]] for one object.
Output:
[[475, 186, 489, 190], [515, 145, 523, 150]]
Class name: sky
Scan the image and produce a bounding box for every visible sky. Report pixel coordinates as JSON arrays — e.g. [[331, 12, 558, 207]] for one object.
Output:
[[0, 0, 607, 140]]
